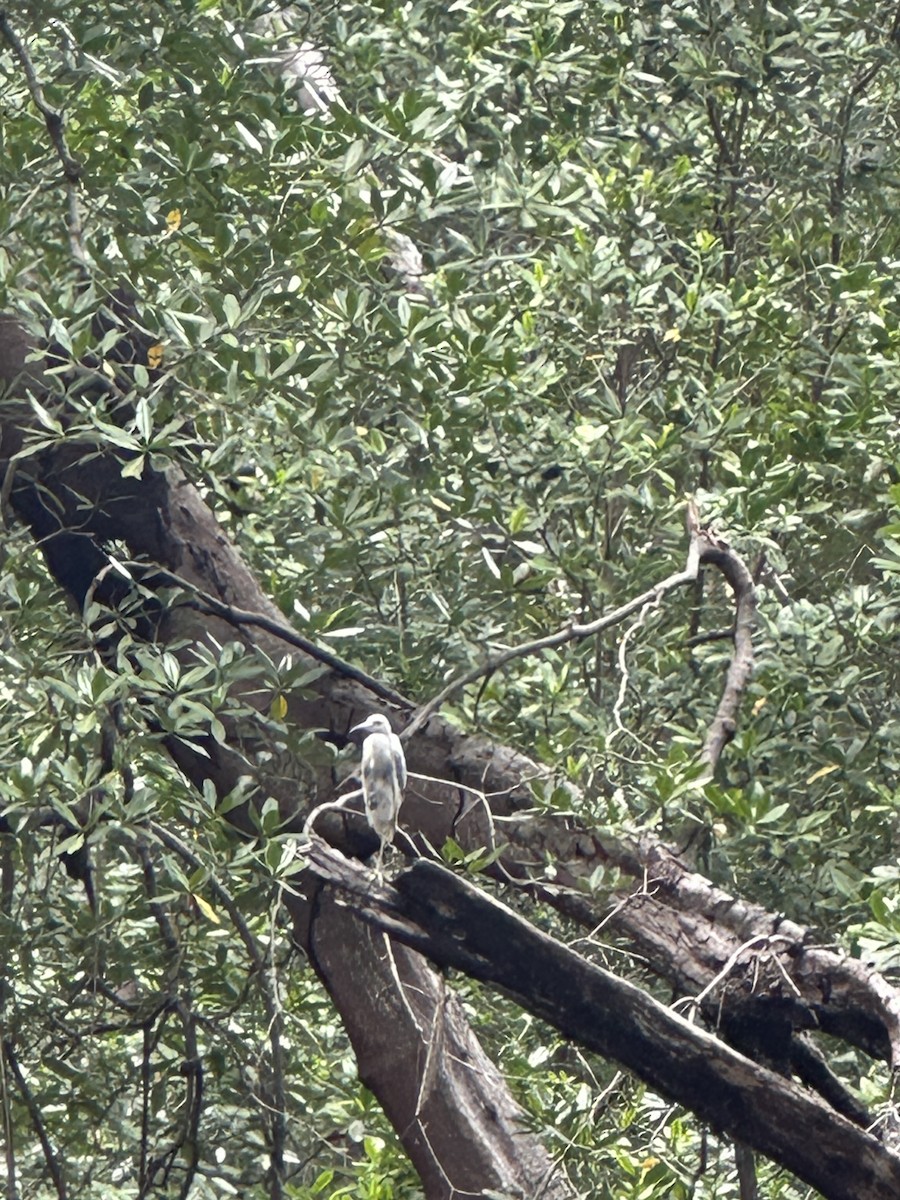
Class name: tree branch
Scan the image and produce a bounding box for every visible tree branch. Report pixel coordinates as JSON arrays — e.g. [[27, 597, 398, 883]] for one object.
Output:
[[305, 840, 900, 1200], [402, 531, 703, 740], [2, 1039, 68, 1199], [698, 536, 757, 768], [135, 840, 202, 1199], [124, 562, 412, 711], [0, 13, 87, 265], [146, 823, 286, 1197]]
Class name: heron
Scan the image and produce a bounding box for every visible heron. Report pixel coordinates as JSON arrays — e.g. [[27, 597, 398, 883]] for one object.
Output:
[[348, 713, 407, 874]]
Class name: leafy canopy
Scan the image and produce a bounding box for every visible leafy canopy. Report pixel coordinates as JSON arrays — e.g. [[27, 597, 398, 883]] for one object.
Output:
[[1, 0, 899, 1196]]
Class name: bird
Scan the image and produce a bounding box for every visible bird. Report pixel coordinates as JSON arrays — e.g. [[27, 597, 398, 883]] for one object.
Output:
[[348, 713, 407, 875]]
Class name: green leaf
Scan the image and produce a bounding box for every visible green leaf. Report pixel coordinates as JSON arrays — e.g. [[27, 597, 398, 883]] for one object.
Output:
[[234, 120, 262, 153], [222, 294, 241, 328]]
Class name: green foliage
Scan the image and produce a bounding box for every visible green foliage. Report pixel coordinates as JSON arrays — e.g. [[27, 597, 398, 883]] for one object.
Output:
[[2, 0, 900, 1194]]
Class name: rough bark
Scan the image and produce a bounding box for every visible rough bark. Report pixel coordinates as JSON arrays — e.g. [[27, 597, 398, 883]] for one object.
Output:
[[306, 842, 900, 1200], [302, 891, 567, 1199]]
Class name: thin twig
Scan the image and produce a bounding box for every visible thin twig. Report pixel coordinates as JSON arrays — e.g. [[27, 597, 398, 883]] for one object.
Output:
[[672, 935, 792, 1021], [384, 944, 460, 1195], [263, 894, 286, 1200], [408, 769, 500, 855], [0, 13, 88, 265], [402, 527, 704, 741], [139, 1025, 152, 1191], [3, 1039, 68, 1198], [134, 839, 200, 1199], [0, 1039, 14, 1200], [173, 996, 202, 1200], [0, 459, 17, 532], [610, 591, 661, 750], [122, 561, 412, 711]]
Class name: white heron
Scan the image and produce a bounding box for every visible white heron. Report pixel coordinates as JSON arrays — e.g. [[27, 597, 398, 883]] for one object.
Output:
[[348, 713, 407, 874]]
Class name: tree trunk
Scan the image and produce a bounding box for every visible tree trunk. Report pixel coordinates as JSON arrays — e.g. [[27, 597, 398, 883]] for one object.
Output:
[[0, 325, 570, 1198]]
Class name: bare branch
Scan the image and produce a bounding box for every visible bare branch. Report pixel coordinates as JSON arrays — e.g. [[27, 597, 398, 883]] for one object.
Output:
[[405, 516, 755, 751], [124, 562, 412, 712], [403, 529, 704, 740], [698, 538, 757, 769]]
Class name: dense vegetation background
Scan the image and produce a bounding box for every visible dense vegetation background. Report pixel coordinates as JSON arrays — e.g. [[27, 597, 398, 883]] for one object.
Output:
[[1, 0, 899, 1196]]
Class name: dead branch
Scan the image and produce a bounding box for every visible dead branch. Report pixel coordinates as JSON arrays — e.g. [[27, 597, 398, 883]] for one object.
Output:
[[304, 839, 900, 1200], [300, 886, 570, 1199], [699, 537, 756, 768], [590, 831, 900, 1066]]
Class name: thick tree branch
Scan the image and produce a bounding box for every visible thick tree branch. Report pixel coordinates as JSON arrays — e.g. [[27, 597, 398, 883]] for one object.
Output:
[[303, 842, 900, 1200], [301, 888, 569, 1199], [790, 1035, 871, 1127]]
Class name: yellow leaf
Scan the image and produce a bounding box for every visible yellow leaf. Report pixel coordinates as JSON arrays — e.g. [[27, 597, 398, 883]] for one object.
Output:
[[752, 696, 767, 715], [806, 763, 840, 785], [270, 694, 288, 720], [193, 894, 221, 924], [147, 342, 164, 369], [662, 327, 681, 343], [166, 208, 182, 231]]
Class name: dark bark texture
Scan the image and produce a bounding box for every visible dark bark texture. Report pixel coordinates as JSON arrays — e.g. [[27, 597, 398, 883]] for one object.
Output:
[[306, 842, 900, 1200]]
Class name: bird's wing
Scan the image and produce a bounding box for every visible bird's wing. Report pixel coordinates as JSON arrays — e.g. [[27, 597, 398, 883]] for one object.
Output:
[[389, 732, 407, 792]]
